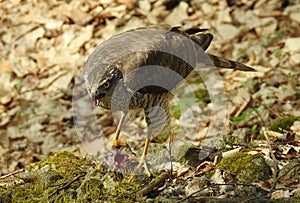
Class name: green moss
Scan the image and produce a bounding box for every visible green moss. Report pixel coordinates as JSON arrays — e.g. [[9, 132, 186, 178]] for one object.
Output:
[[77, 178, 105, 202], [217, 152, 271, 183], [28, 151, 84, 170], [78, 167, 142, 202], [1, 151, 92, 202], [269, 116, 300, 133], [0, 151, 149, 202], [107, 181, 141, 202]]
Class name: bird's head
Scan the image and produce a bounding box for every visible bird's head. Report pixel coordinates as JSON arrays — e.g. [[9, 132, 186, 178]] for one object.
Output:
[[91, 65, 123, 109]]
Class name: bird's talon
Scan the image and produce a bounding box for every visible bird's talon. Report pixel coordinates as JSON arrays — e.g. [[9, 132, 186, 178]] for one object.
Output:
[[127, 157, 152, 182], [111, 140, 127, 148], [128, 175, 135, 183], [111, 140, 121, 148]]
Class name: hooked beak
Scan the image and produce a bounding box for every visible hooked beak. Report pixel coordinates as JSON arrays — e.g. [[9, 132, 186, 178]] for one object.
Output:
[[91, 87, 103, 106], [92, 94, 100, 106]]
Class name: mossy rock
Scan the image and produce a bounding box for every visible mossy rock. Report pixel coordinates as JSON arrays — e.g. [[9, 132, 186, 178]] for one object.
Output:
[[1, 151, 92, 203], [0, 151, 148, 202], [76, 178, 105, 202], [37, 171, 64, 187], [269, 116, 300, 133], [217, 152, 271, 183]]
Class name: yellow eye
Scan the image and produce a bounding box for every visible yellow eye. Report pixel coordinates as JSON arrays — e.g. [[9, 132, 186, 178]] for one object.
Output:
[[103, 82, 110, 89]]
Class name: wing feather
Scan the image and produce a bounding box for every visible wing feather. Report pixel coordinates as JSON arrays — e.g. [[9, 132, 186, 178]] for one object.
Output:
[[83, 24, 254, 95]]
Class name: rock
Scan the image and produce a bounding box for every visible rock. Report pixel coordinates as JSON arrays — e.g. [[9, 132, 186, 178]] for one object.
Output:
[[217, 152, 271, 183]]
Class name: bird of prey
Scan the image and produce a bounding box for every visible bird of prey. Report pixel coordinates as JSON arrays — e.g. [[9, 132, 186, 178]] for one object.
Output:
[[83, 24, 254, 178]]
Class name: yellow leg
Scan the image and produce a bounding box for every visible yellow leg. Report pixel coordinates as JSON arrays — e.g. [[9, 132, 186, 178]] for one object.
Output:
[[128, 138, 152, 182], [111, 112, 126, 148]]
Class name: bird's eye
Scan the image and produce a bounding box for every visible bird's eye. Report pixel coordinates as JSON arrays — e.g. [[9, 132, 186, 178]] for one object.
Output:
[[103, 82, 110, 89]]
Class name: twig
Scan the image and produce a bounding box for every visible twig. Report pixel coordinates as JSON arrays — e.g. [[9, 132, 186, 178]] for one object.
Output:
[[263, 130, 278, 194], [136, 170, 170, 197], [47, 172, 86, 198], [0, 168, 25, 179]]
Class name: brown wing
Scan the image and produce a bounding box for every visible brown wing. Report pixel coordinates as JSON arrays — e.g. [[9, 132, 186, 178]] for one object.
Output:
[[83, 24, 173, 88], [83, 25, 254, 95], [118, 26, 215, 94]]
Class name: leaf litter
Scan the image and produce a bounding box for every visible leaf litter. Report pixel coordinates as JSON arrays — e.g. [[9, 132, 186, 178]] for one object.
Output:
[[0, 0, 299, 201]]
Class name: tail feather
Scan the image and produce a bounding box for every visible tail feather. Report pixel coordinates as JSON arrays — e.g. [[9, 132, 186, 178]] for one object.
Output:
[[191, 33, 213, 51], [171, 26, 213, 51], [207, 54, 255, 71], [170, 26, 255, 72]]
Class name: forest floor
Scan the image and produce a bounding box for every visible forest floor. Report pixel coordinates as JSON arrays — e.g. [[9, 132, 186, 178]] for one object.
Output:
[[0, 0, 300, 202]]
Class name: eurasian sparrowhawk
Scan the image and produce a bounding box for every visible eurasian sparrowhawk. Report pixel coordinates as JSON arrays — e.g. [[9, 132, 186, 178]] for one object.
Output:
[[83, 24, 254, 178]]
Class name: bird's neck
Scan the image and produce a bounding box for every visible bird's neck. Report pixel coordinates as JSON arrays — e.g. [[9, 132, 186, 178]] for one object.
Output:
[[111, 81, 150, 112], [110, 81, 133, 112]]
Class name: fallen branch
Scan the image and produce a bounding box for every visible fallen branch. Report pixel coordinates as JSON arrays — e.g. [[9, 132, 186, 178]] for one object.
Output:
[[136, 170, 171, 197]]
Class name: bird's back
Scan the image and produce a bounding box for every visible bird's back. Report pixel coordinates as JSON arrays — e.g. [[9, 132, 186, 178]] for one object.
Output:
[[111, 25, 215, 94], [83, 25, 253, 95]]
